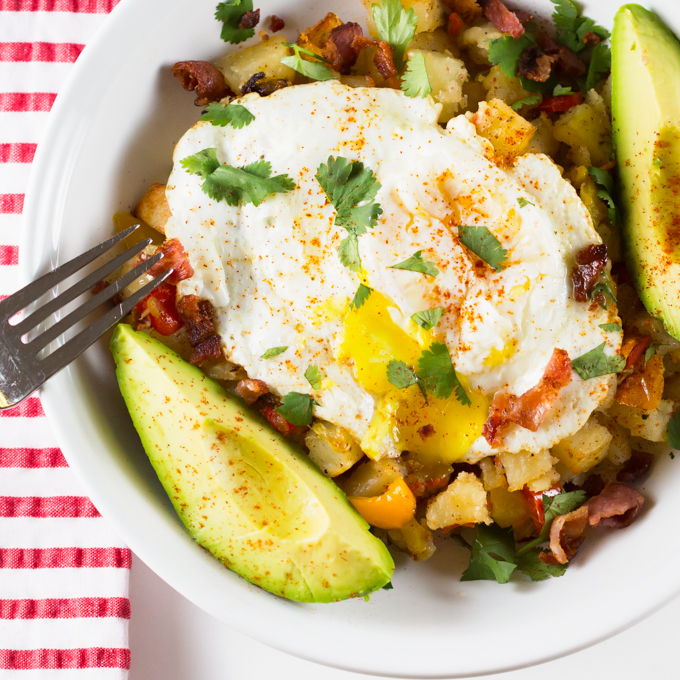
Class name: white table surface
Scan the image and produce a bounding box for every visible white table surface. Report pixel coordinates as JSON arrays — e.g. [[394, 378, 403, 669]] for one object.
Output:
[[129, 553, 679, 679]]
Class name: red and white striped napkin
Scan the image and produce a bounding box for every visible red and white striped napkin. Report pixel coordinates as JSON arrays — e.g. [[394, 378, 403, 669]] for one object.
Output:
[[0, 1, 132, 676]]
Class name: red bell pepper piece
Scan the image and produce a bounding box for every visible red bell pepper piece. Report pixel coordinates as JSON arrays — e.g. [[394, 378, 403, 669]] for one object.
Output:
[[261, 406, 295, 436], [448, 12, 465, 36], [135, 283, 184, 336], [537, 92, 583, 113], [521, 485, 561, 533]]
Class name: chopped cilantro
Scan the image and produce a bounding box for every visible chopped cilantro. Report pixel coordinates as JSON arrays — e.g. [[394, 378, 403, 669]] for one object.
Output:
[[418, 342, 470, 405], [350, 284, 372, 310], [589, 166, 616, 224], [516, 549, 569, 581], [572, 342, 625, 380], [181, 149, 296, 206], [488, 34, 536, 79], [387, 360, 419, 389], [645, 344, 658, 364], [511, 94, 542, 111], [372, 0, 418, 70], [461, 524, 517, 584], [215, 0, 256, 45], [588, 274, 617, 309], [458, 226, 508, 272], [261, 346, 288, 359], [411, 307, 444, 331], [305, 365, 323, 390], [517, 197, 534, 208], [553, 84, 574, 96], [201, 102, 255, 128], [316, 156, 382, 272], [382, 581, 394, 590], [599, 323, 622, 332], [401, 52, 432, 98], [550, 0, 610, 54], [389, 251, 439, 277], [280, 43, 338, 81], [275, 392, 314, 427], [585, 43, 611, 92]]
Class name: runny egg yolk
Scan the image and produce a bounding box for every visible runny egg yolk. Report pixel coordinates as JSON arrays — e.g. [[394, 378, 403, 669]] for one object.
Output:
[[339, 290, 489, 462]]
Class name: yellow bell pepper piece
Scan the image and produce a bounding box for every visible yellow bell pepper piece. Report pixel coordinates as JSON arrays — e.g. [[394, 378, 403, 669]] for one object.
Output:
[[348, 477, 416, 530]]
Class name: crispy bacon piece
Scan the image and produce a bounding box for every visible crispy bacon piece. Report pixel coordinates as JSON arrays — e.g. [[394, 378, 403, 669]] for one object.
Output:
[[191, 334, 222, 364], [323, 22, 363, 74], [235, 378, 269, 405], [261, 406, 295, 435], [538, 33, 587, 77], [545, 506, 589, 565], [351, 35, 400, 86], [585, 483, 645, 528], [582, 31, 601, 46], [572, 244, 608, 302], [442, 0, 482, 24], [269, 15, 285, 32], [176, 294, 223, 365], [481, 0, 524, 39], [617, 450, 654, 484], [483, 348, 572, 447], [171, 61, 231, 106], [238, 9, 260, 30], [565, 474, 606, 499], [517, 44, 556, 82], [521, 485, 561, 533], [513, 8, 533, 23], [146, 239, 194, 285]]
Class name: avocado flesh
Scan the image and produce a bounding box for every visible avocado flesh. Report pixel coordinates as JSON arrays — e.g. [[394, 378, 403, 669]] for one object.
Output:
[[612, 5, 680, 340], [111, 324, 394, 602]]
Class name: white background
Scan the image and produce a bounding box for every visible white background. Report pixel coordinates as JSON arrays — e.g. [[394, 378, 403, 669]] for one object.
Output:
[[129, 553, 680, 679]]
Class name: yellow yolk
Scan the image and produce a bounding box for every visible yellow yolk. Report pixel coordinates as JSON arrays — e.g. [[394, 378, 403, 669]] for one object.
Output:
[[484, 339, 518, 367]]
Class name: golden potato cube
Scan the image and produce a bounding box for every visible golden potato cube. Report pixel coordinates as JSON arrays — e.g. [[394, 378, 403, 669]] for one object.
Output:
[[498, 449, 554, 492], [473, 99, 536, 163], [553, 90, 612, 167], [388, 518, 436, 561], [134, 184, 171, 235], [340, 74, 375, 88], [410, 49, 468, 122], [488, 486, 531, 531], [304, 421, 363, 477], [580, 175, 608, 225], [354, 46, 388, 87], [552, 417, 613, 475], [342, 458, 406, 497], [408, 27, 459, 55], [608, 399, 674, 442], [482, 65, 532, 108], [598, 416, 632, 466], [479, 456, 507, 491], [426, 472, 490, 530], [215, 36, 296, 92], [526, 114, 560, 157], [526, 469, 561, 493], [361, 0, 447, 38], [459, 22, 503, 65], [299, 12, 343, 52]]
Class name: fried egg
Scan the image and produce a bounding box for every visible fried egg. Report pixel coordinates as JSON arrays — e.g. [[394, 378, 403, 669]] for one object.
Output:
[[166, 80, 619, 463]]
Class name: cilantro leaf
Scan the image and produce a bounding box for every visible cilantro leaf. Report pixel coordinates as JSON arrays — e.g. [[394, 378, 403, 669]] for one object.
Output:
[[280, 44, 339, 81], [588, 275, 617, 309], [553, 84, 573, 96], [401, 51, 431, 98], [589, 166, 617, 224], [585, 43, 611, 92], [305, 365, 323, 390], [516, 490, 587, 556], [382, 581, 394, 590], [517, 197, 534, 208], [281, 42, 330, 62], [201, 102, 255, 129], [550, 0, 609, 54], [387, 360, 419, 389], [516, 549, 569, 581], [572, 342, 625, 380], [667, 412, 680, 450], [417, 342, 470, 405], [261, 346, 288, 359], [181, 151, 296, 206], [275, 392, 314, 427], [215, 0, 256, 45], [461, 524, 517, 584], [411, 307, 444, 331], [488, 34, 536, 79], [599, 323, 622, 332], [389, 250, 439, 277], [511, 94, 542, 111], [372, 0, 418, 70], [351, 284, 372, 310], [338, 233, 362, 272], [458, 226, 508, 272]]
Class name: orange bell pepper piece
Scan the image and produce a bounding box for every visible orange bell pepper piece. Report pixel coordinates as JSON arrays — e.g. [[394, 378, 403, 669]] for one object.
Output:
[[616, 353, 665, 410], [348, 477, 416, 530]]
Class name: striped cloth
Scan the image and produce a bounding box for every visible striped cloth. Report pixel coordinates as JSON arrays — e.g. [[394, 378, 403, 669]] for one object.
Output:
[[0, 0, 132, 676]]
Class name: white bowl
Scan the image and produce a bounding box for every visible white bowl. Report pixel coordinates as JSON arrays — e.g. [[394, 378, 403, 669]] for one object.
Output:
[[20, 0, 680, 676]]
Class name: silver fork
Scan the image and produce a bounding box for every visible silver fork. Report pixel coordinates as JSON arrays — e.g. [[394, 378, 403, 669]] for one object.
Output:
[[0, 225, 171, 410]]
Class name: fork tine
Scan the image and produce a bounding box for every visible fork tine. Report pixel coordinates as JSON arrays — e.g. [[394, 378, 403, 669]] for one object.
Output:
[[28, 250, 165, 353], [0, 225, 140, 321], [35, 270, 173, 384], [15, 236, 155, 336]]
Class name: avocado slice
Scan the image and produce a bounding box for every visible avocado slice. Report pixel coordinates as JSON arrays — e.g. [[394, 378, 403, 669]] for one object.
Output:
[[612, 5, 680, 340], [111, 324, 394, 602]]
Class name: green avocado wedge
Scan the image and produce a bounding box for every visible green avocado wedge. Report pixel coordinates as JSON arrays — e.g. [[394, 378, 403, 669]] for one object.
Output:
[[111, 324, 394, 602], [612, 5, 680, 340]]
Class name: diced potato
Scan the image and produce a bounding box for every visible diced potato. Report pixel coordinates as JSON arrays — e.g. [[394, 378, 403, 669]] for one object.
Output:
[[134, 184, 171, 235], [472, 99, 536, 163], [497, 449, 554, 492], [567, 145, 592, 167], [113, 211, 163, 250], [482, 65, 532, 107], [408, 28, 459, 56], [551, 417, 613, 475], [608, 399, 674, 442], [342, 458, 406, 497], [388, 518, 436, 561], [597, 415, 632, 466], [304, 421, 363, 477], [409, 49, 468, 122], [459, 22, 503, 65], [525, 114, 560, 157], [527, 469, 561, 493], [361, 0, 447, 38], [203, 360, 245, 382], [339, 75, 375, 88], [354, 46, 388, 87], [553, 90, 612, 167], [147, 327, 193, 364], [298, 12, 342, 54], [488, 486, 532, 531], [461, 78, 486, 113], [215, 36, 295, 92], [115, 244, 156, 300], [426, 472, 491, 529], [479, 456, 506, 491], [579, 175, 608, 225]]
